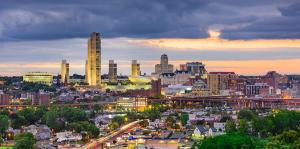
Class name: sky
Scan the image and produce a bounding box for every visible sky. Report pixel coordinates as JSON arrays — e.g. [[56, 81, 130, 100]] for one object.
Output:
[[1, 0, 300, 76]]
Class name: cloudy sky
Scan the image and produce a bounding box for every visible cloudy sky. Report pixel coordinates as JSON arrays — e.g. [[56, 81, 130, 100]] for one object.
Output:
[[1, 0, 300, 76]]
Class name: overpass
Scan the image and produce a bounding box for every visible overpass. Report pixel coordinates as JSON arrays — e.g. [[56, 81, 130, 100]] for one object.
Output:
[[150, 96, 300, 109]]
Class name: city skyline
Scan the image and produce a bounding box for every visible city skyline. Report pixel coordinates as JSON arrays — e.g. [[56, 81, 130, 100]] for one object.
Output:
[[1, 0, 300, 76]]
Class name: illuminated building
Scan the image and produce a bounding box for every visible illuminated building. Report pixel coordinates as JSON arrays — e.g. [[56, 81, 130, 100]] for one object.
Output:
[[155, 54, 174, 74], [246, 83, 271, 96], [160, 70, 190, 86], [0, 91, 9, 105], [117, 97, 148, 111], [61, 59, 70, 85], [86, 32, 101, 86], [131, 60, 141, 77], [23, 72, 53, 85], [31, 91, 51, 105], [208, 72, 237, 95], [186, 62, 207, 77], [108, 60, 117, 83], [151, 79, 161, 97]]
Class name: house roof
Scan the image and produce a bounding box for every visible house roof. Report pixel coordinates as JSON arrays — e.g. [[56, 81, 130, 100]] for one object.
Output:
[[195, 125, 207, 133]]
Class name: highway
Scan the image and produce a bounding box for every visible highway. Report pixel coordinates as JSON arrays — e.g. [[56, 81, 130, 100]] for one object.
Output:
[[81, 120, 143, 149]]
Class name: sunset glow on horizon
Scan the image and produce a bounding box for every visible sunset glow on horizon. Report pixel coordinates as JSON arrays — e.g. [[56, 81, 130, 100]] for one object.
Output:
[[132, 30, 300, 51]]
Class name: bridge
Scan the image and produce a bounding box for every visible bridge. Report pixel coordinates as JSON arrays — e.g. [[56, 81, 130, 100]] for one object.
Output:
[[150, 96, 300, 109]]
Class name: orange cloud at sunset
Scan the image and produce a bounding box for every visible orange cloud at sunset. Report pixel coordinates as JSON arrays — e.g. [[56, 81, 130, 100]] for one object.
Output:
[[131, 30, 300, 51]]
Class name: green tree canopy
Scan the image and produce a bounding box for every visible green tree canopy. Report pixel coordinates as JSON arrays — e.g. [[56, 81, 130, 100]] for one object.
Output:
[[198, 133, 265, 149], [0, 115, 9, 134], [15, 132, 36, 149]]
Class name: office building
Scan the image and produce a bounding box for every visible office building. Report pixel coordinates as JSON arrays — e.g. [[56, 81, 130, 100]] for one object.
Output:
[[246, 83, 271, 96], [31, 91, 51, 105], [131, 60, 141, 77], [86, 32, 101, 86], [208, 72, 237, 95], [0, 91, 9, 105], [117, 97, 148, 111], [61, 60, 70, 85], [155, 54, 174, 74], [151, 79, 162, 97], [108, 60, 117, 83], [23, 72, 53, 85], [186, 62, 207, 76]]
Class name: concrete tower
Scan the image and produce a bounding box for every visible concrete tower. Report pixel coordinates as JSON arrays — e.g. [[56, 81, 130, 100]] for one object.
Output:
[[61, 59, 69, 85], [131, 60, 141, 77], [86, 32, 101, 86], [108, 60, 117, 83]]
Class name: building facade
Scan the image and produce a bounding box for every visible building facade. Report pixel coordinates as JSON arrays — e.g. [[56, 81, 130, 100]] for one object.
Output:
[[131, 60, 141, 77], [186, 62, 207, 76], [61, 59, 70, 85], [108, 60, 117, 83], [23, 72, 53, 85], [0, 91, 9, 105], [31, 91, 51, 105], [155, 54, 174, 74], [208, 72, 237, 95], [86, 32, 101, 86]]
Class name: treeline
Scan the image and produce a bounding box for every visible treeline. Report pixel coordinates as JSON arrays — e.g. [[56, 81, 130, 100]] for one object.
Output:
[[0, 106, 99, 140], [193, 109, 300, 149]]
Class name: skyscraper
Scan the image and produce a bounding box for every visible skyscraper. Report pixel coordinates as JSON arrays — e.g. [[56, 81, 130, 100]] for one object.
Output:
[[86, 32, 101, 86], [155, 54, 174, 74], [131, 60, 141, 77], [108, 60, 117, 83], [208, 72, 237, 95], [61, 59, 69, 85]]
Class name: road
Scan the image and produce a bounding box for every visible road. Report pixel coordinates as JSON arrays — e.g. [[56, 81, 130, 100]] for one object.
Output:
[[81, 120, 143, 149]]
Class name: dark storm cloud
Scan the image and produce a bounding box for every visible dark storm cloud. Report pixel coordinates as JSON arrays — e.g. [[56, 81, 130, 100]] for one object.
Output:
[[0, 0, 299, 40]]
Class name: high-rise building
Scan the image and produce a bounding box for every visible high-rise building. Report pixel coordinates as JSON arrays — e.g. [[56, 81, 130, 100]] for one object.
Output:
[[23, 72, 53, 85], [131, 60, 141, 77], [208, 72, 237, 95], [86, 32, 101, 86], [31, 91, 51, 105], [186, 62, 207, 76], [61, 60, 69, 85], [155, 54, 174, 74], [108, 60, 117, 83], [151, 79, 162, 97], [0, 91, 9, 105]]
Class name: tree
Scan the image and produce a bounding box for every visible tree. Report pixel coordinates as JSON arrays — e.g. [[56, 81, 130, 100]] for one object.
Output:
[[252, 117, 273, 138], [238, 119, 250, 135], [0, 115, 9, 134], [45, 110, 65, 132], [166, 116, 176, 128], [93, 104, 104, 114], [238, 109, 256, 121], [15, 132, 36, 149], [180, 113, 189, 126], [69, 121, 100, 138], [0, 108, 9, 116], [111, 116, 125, 126], [18, 108, 38, 124], [35, 106, 48, 121], [225, 120, 237, 133], [198, 133, 265, 149], [11, 115, 28, 129]]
